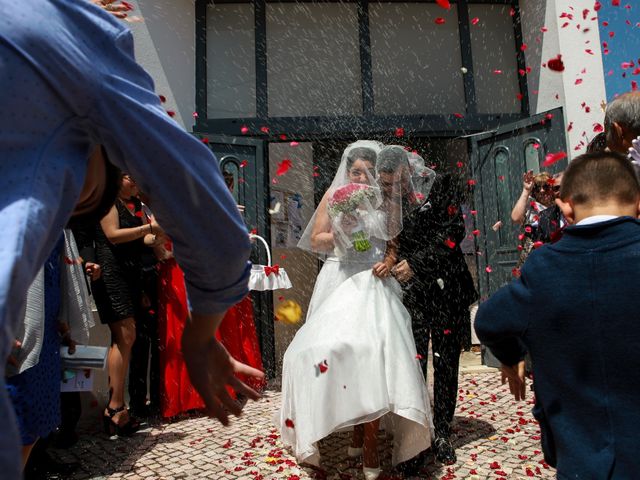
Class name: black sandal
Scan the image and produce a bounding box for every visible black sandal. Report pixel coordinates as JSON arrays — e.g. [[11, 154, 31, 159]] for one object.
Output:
[[103, 405, 140, 437]]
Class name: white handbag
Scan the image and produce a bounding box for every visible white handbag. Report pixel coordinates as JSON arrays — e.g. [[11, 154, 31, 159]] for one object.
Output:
[[248, 234, 292, 291]]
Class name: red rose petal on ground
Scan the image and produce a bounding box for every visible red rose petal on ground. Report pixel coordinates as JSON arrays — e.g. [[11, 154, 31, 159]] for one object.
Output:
[[490, 461, 501, 469], [276, 159, 292, 176]]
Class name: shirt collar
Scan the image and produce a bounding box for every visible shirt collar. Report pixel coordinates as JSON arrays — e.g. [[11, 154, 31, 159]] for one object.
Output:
[[575, 215, 620, 226]]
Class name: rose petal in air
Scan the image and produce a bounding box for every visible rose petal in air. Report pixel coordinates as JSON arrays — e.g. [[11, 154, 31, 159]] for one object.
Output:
[[543, 151, 567, 167], [435, 17, 446, 25], [276, 159, 293, 176], [435, 0, 451, 9]]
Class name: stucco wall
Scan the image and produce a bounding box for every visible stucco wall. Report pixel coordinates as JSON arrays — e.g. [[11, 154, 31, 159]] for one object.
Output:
[[520, 0, 607, 156], [128, 0, 196, 130]]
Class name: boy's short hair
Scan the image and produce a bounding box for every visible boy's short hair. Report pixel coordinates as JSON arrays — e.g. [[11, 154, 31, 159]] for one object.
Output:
[[559, 151, 640, 205]]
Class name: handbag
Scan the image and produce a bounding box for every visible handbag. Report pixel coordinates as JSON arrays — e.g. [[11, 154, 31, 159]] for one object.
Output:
[[248, 234, 292, 291], [60, 345, 108, 370]]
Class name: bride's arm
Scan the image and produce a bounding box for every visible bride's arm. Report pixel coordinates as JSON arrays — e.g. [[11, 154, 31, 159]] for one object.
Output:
[[310, 192, 335, 252]]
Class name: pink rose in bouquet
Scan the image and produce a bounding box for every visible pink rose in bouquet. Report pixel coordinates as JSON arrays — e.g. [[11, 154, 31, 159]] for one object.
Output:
[[327, 183, 378, 252]]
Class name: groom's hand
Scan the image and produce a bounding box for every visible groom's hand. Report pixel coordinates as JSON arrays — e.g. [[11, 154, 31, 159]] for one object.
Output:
[[392, 259, 414, 283]]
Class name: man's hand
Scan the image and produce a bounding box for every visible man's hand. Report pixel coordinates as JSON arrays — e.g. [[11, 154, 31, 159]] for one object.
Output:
[[85, 262, 101, 281], [182, 312, 265, 426], [372, 262, 391, 278], [500, 360, 527, 401], [391, 259, 414, 283]]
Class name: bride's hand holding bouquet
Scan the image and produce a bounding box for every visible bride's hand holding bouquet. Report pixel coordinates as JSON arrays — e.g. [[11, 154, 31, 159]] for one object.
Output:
[[327, 183, 379, 252]]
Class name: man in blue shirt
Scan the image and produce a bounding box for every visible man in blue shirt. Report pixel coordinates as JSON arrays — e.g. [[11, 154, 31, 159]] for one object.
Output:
[[0, 1, 261, 476]]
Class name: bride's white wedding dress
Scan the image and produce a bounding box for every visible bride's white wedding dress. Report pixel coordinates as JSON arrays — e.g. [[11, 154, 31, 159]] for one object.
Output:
[[277, 235, 433, 467]]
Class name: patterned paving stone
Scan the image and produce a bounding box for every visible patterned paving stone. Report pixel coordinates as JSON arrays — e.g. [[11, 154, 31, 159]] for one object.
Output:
[[50, 372, 555, 479]]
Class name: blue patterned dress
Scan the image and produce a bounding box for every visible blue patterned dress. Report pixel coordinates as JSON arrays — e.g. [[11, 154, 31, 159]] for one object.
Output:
[[6, 242, 62, 445]]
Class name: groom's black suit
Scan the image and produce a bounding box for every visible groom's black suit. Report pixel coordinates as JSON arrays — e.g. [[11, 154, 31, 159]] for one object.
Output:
[[397, 173, 477, 440]]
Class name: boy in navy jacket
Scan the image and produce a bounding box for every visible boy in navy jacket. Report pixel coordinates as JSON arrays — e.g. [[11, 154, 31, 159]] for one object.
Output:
[[475, 151, 640, 479]]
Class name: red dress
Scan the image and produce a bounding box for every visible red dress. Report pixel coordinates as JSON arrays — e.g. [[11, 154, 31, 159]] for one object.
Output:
[[158, 258, 205, 418], [216, 295, 267, 393]]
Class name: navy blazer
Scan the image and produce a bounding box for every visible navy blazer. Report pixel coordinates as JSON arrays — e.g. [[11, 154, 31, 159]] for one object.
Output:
[[475, 217, 640, 479]]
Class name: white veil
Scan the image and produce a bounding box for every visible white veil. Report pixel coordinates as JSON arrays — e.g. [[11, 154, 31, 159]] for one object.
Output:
[[298, 140, 386, 259], [297, 141, 435, 260]]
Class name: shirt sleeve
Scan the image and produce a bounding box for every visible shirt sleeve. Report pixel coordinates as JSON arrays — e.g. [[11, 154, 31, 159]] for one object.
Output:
[[474, 267, 532, 366], [89, 30, 251, 315]]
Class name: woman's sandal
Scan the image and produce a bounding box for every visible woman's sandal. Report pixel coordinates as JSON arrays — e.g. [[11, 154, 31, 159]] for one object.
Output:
[[103, 405, 140, 437]]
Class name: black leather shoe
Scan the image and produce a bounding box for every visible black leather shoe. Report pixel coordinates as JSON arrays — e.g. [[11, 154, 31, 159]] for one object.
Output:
[[434, 437, 456, 465], [397, 449, 431, 476]]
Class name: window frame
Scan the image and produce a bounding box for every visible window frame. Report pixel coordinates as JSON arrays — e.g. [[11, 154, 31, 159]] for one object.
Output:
[[194, 0, 528, 138]]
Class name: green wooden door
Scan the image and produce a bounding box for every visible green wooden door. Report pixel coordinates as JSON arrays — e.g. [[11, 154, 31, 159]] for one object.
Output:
[[199, 135, 275, 378], [469, 108, 568, 366]]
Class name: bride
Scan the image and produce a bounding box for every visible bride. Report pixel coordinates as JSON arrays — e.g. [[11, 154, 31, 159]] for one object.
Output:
[[277, 141, 434, 479]]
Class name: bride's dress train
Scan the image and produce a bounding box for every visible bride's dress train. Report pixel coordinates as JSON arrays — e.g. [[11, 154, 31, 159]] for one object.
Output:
[[277, 251, 433, 467]]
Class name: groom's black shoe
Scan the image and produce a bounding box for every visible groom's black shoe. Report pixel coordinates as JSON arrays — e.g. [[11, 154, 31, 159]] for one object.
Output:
[[434, 437, 456, 465], [397, 449, 430, 477]]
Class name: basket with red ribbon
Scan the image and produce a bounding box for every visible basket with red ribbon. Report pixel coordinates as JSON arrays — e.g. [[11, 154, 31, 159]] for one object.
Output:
[[248, 234, 292, 291]]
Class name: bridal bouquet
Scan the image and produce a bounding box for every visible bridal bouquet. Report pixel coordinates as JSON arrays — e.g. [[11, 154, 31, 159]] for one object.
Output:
[[327, 183, 378, 252]]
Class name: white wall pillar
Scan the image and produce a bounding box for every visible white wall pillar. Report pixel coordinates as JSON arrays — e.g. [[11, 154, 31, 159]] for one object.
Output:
[[127, 0, 196, 130], [520, 0, 607, 157]]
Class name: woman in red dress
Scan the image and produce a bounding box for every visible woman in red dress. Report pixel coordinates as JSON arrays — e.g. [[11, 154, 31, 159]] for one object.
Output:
[[157, 241, 265, 416], [156, 245, 205, 418]]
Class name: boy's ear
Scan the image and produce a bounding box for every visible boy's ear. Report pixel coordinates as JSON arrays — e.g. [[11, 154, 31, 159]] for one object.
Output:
[[556, 197, 575, 224]]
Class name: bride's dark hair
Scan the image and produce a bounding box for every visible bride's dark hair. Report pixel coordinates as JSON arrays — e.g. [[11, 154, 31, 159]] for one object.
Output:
[[346, 147, 377, 168]]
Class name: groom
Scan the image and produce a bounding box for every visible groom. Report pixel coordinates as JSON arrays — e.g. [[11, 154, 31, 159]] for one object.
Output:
[[378, 147, 477, 467]]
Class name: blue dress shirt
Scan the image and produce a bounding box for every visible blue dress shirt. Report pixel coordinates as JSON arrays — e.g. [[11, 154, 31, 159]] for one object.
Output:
[[0, 1, 250, 475]]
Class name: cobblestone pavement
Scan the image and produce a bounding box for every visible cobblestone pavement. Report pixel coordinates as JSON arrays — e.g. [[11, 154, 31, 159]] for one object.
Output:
[[51, 372, 556, 480]]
